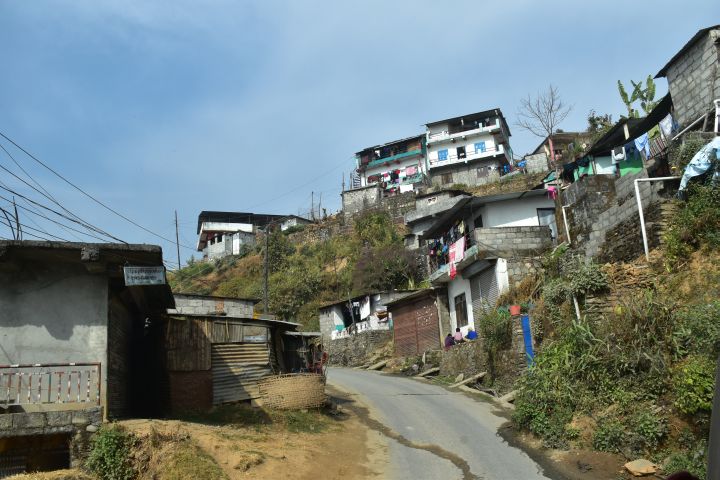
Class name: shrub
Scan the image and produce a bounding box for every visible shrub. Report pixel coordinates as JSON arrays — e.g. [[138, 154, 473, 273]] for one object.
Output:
[[85, 424, 137, 480], [629, 410, 667, 452], [672, 301, 720, 358], [672, 354, 716, 415], [592, 417, 626, 453], [664, 183, 720, 267], [352, 244, 421, 292], [662, 439, 707, 479], [353, 212, 400, 248]]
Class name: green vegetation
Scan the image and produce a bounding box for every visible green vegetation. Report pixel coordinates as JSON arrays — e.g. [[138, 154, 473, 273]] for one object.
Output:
[[169, 211, 422, 329], [617, 75, 657, 117], [663, 183, 720, 269], [85, 424, 137, 480], [513, 183, 719, 470]]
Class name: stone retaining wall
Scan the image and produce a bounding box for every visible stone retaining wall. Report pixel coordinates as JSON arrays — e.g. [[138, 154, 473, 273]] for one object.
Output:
[[326, 330, 393, 367]]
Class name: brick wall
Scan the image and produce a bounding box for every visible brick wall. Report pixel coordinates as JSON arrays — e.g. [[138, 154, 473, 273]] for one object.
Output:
[[429, 159, 502, 188], [665, 28, 720, 128], [326, 330, 392, 366], [342, 184, 416, 220], [167, 370, 213, 413], [473, 226, 553, 257]]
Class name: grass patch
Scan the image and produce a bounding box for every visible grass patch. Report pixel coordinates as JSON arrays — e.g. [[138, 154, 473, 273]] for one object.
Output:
[[270, 410, 329, 434], [157, 440, 227, 480], [178, 404, 271, 428]]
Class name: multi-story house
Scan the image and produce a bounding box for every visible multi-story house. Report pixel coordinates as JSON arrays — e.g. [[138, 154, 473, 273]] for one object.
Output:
[[196, 211, 310, 261], [425, 109, 513, 188], [355, 135, 427, 195]]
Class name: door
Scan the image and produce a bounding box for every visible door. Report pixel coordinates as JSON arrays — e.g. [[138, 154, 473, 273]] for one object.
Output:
[[537, 208, 557, 239], [470, 264, 499, 320], [392, 296, 441, 356], [211, 343, 271, 404]]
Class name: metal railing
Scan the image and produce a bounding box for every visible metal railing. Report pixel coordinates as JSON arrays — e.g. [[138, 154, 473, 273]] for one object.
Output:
[[0, 363, 101, 407]]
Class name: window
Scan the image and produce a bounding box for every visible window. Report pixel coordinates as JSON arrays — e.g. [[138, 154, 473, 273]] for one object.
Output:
[[438, 149, 448, 161], [537, 208, 558, 239], [476, 166, 487, 178], [457, 146, 466, 159], [473, 215, 483, 229], [474, 141, 486, 153], [455, 293, 468, 328], [441, 172, 453, 184]]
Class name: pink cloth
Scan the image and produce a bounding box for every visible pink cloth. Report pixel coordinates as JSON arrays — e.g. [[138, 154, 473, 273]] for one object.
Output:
[[547, 186, 558, 199], [405, 165, 418, 176], [448, 237, 466, 279]]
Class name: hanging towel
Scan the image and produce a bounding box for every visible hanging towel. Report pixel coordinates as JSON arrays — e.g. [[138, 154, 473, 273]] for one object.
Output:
[[547, 186, 558, 199], [659, 114, 679, 138], [634, 133, 651, 158]]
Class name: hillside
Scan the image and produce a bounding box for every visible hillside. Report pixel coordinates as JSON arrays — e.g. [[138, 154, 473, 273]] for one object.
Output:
[[169, 212, 423, 330]]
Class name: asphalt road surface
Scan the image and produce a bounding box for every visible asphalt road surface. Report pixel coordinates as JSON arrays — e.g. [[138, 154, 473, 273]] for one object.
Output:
[[328, 368, 554, 480]]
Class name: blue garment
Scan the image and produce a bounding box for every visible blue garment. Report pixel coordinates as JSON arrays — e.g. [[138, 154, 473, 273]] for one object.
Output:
[[634, 133, 650, 158], [466, 330, 478, 340], [679, 137, 720, 191]]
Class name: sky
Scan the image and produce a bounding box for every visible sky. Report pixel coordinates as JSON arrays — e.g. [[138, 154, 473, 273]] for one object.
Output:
[[0, 1, 718, 266]]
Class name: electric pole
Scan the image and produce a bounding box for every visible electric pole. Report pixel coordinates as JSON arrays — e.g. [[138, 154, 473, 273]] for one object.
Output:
[[174, 210, 181, 270], [263, 228, 269, 314]]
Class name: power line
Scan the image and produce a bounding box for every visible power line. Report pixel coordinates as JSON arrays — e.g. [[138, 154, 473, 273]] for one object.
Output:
[[0, 184, 126, 243], [0, 131, 196, 251], [0, 155, 123, 242]]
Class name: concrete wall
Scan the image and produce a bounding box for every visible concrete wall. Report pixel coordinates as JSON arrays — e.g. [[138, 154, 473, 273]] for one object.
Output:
[[318, 305, 344, 340], [665, 28, 720, 128], [428, 157, 503, 188], [0, 262, 109, 405], [479, 196, 556, 228], [522, 153, 549, 173], [169, 295, 255, 317]]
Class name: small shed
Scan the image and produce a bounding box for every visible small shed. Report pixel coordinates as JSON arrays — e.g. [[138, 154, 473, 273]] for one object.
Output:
[[386, 288, 451, 357], [161, 313, 301, 412]]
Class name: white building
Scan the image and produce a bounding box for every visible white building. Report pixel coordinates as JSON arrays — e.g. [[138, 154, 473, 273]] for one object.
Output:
[[421, 189, 556, 335], [425, 109, 513, 188], [196, 211, 303, 261]]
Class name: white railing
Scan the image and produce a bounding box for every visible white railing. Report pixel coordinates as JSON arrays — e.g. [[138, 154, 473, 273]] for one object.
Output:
[[427, 119, 501, 142], [0, 363, 101, 406]]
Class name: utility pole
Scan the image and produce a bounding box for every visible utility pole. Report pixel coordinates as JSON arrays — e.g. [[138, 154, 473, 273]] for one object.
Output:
[[174, 210, 181, 270], [263, 228, 269, 314], [13, 198, 20, 240], [311, 191, 315, 221], [318, 193, 322, 220]]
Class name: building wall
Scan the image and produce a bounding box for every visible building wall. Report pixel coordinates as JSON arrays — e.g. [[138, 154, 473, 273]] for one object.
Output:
[[522, 153, 549, 173], [169, 295, 255, 317], [665, 28, 720, 128], [0, 262, 109, 407], [167, 371, 213, 413], [361, 154, 424, 187], [318, 305, 344, 340], [325, 330, 393, 367], [478, 196, 555, 228], [593, 155, 615, 175], [472, 226, 553, 257], [341, 185, 382, 217], [428, 157, 503, 188]]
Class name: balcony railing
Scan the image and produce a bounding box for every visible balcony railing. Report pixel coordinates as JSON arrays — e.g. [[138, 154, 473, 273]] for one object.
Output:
[[0, 363, 101, 407], [427, 119, 501, 143], [428, 144, 504, 168]]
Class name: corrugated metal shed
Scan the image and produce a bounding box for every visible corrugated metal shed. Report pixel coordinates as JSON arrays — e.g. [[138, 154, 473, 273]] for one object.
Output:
[[211, 343, 271, 404]]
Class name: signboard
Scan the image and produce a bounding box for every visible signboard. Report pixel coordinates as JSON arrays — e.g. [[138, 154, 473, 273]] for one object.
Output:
[[123, 266, 166, 286]]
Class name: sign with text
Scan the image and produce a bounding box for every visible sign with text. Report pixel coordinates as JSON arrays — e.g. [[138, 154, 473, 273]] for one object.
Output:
[[123, 266, 166, 286]]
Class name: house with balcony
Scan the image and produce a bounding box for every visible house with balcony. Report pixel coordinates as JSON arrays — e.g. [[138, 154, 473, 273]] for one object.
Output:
[[355, 135, 427, 195], [425, 109, 513, 188], [0, 241, 174, 473], [419, 190, 556, 335], [197, 211, 301, 261]]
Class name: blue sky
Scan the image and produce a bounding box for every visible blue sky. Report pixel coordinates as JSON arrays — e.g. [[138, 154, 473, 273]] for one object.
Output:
[[0, 1, 717, 265]]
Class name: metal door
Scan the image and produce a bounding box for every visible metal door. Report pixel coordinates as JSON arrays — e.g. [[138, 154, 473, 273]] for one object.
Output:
[[211, 343, 271, 404]]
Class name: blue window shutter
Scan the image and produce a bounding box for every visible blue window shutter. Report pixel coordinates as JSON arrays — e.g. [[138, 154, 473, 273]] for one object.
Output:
[[475, 142, 486, 153], [438, 149, 448, 161]]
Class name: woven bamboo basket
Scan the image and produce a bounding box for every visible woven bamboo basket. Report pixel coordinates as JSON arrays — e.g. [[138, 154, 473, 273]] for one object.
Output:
[[257, 373, 327, 410]]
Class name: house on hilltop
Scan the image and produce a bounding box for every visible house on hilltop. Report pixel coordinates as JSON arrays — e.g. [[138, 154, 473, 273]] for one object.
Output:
[[196, 211, 311, 261], [354, 135, 427, 195], [425, 109, 513, 188]]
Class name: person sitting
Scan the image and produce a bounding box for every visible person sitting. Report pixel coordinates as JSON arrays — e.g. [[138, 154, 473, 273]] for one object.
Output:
[[444, 333, 455, 351], [453, 327, 464, 344], [465, 327, 478, 341]]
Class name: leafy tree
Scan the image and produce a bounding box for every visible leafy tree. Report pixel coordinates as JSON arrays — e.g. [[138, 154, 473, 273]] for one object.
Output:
[[618, 75, 657, 118], [587, 110, 613, 141], [352, 244, 421, 293], [354, 211, 400, 248]]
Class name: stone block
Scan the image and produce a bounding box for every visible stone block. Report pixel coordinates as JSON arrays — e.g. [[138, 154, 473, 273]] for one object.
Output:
[[46, 410, 72, 427], [13, 412, 46, 429], [0, 414, 12, 430]]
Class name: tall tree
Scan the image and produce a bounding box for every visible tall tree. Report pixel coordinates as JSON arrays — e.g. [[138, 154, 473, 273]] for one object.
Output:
[[516, 84, 572, 163]]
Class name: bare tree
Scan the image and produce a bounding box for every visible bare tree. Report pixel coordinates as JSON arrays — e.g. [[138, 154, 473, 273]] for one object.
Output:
[[516, 84, 572, 163]]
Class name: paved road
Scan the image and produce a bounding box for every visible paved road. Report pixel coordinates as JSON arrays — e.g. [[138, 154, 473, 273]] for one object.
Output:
[[328, 368, 553, 480]]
